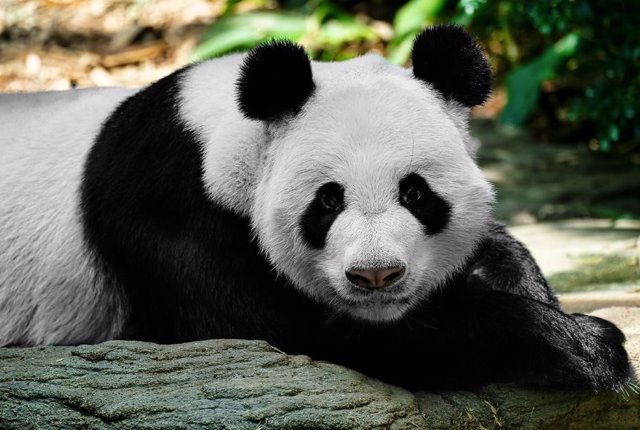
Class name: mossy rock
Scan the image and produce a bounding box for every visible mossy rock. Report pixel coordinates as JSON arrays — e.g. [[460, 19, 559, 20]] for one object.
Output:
[[1, 307, 639, 430]]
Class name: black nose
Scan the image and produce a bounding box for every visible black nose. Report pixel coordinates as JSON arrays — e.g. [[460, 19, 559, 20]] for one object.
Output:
[[345, 266, 406, 289]]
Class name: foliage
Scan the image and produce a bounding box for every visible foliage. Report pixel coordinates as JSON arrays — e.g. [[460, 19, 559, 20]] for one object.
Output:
[[464, 0, 640, 152], [498, 33, 579, 127], [387, 0, 447, 64], [191, 1, 378, 62], [194, 0, 640, 153]]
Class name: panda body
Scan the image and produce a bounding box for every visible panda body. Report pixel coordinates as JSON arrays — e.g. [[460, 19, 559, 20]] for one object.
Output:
[[0, 88, 133, 345], [0, 27, 633, 391]]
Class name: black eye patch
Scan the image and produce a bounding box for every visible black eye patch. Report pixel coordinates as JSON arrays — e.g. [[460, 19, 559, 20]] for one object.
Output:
[[399, 173, 450, 235], [300, 182, 345, 249]]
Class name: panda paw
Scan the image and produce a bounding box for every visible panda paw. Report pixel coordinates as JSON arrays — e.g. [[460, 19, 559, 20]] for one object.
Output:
[[571, 313, 635, 391]]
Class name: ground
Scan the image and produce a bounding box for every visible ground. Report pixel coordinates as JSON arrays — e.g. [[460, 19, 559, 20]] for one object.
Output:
[[1, 307, 639, 430], [474, 122, 639, 305]]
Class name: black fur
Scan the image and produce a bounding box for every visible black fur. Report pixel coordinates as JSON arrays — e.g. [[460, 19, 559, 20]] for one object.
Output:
[[412, 25, 492, 107], [467, 222, 559, 304], [353, 284, 632, 391], [300, 182, 345, 249], [80, 56, 632, 392], [236, 40, 315, 121], [398, 173, 450, 235]]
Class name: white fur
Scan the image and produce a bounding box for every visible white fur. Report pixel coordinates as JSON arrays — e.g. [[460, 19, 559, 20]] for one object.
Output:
[[179, 55, 266, 218], [0, 88, 133, 345]]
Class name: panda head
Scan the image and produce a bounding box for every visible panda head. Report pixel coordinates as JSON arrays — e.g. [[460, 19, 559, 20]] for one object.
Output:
[[237, 25, 494, 322]]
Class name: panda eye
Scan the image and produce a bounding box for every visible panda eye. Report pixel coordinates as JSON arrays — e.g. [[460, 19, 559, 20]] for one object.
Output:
[[320, 190, 343, 212], [318, 182, 344, 212], [399, 173, 451, 235], [401, 185, 424, 205]]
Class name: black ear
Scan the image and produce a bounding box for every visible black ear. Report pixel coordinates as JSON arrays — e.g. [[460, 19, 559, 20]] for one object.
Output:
[[412, 25, 492, 107], [236, 40, 315, 121]]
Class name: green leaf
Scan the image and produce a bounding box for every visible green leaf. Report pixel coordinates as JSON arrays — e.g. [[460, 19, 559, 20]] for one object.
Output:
[[191, 12, 308, 61], [393, 0, 447, 37], [313, 1, 353, 23], [317, 18, 377, 45], [221, 0, 242, 16], [387, 0, 447, 65], [500, 32, 580, 126], [387, 33, 415, 65]]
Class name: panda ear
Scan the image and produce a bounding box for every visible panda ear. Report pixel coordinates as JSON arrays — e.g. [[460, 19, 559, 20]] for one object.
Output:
[[236, 40, 315, 121], [412, 25, 492, 107]]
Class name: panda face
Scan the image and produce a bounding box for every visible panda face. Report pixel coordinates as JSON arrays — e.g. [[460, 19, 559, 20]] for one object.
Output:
[[250, 57, 494, 322]]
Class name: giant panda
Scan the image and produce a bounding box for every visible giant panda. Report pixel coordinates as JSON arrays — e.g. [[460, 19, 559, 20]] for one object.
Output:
[[0, 25, 633, 391]]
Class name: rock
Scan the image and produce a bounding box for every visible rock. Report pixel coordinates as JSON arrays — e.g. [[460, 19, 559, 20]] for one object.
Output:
[[508, 219, 640, 294], [508, 219, 640, 312], [592, 307, 640, 376], [560, 290, 640, 314], [1, 307, 639, 430], [0, 339, 423, 429]]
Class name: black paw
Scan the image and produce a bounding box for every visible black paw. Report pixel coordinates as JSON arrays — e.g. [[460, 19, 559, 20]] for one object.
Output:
[[572, 314, 634, 391]]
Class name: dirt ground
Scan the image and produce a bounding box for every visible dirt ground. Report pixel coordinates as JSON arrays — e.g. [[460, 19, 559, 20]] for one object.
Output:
[[0, 0, 224, 91]]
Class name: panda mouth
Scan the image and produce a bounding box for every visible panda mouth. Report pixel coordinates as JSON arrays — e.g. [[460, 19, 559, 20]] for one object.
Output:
[[333, 291, 415, 322], [337, 280, 412, 305], [319, 277, 418, 322]]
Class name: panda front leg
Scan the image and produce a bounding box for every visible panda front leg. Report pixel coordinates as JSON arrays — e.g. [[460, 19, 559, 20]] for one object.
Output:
[[452, 223, 634, 388], [465, 221, 559, 305], [425, 287, 634, 391]]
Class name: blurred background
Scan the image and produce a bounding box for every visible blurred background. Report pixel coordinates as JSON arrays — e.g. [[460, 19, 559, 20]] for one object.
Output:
[[0, 0, 638, 302]]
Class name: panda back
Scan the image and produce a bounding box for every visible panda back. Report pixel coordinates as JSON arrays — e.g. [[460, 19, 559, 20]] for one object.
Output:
[[0, 87, 134, 345]]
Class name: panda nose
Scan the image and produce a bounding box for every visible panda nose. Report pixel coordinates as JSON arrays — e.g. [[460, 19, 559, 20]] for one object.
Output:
[[346, 266, 406, 289]]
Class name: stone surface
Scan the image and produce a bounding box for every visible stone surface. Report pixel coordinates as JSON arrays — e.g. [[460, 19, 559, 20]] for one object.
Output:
[[473, 120, 640, 225], [560, 290, 640, 314], [1, 307, 639, 430], [509, 219, 640, 294]]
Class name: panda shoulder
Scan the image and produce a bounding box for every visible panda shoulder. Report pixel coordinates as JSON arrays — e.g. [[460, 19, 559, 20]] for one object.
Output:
[[84, 53, 262, 224]]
